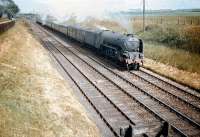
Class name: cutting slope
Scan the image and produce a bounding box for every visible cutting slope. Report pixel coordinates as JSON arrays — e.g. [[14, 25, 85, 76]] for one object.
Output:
[[0, 20, 101, 137]]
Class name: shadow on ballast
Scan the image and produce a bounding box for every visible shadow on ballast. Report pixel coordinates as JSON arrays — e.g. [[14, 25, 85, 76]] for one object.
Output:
[[120, 121, 169, 137]]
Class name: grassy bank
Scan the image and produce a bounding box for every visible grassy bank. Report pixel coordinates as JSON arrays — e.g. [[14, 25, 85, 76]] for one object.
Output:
[[144, 43, 200, 90], [0, 20, 100, 137], [144, 58, 200, 90], [144, 42, 200, 74]]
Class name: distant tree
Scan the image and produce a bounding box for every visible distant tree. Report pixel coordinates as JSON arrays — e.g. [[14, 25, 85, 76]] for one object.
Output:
[[0, 0, 20, 18], [6, 2, 20, 15], [0, 5, 4, 18], [6, 10, 13, 19]]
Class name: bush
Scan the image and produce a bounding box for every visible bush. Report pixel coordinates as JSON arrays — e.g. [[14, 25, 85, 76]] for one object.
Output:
[[140, 24, 200, 53], [183, 26, 200, 53], [140, 24, 164, 42]]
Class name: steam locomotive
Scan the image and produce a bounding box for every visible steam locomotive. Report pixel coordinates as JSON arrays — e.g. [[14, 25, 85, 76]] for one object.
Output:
[[37, 20, 144, 70]]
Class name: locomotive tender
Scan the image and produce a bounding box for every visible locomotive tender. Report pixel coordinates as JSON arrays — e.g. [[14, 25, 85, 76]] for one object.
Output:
[[37, 20, 144, 70]]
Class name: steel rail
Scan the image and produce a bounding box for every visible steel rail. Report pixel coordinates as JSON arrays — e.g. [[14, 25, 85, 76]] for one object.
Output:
[[128, 71, 200, 111], [76, 48, 200, 129], [60, 42, 189, 137], [139, 68, 200, 99], [43, 41, 121, 137]]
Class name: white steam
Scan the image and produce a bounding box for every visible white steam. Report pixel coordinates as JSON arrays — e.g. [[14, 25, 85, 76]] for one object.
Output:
[[35, 0, 141, 20], [112, 14, 134, 34], [34, 0, 143, 33]]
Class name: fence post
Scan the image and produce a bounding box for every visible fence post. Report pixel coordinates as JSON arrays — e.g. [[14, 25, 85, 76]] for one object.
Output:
[[157, 17, 159, 24], [183, 17, 186, 25], [177, 17, 179, 25]]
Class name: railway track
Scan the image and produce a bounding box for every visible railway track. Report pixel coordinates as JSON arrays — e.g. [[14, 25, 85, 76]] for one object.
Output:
[[46, 42, 133, 137], [33, 22, 200, 137], [139, 68, 200, 97], [76, 44, 200, 113], [130, 68, 200, 107], [61, 35, 200, 129], [64, 36, 200, 125], [34, 24, 163, 137]]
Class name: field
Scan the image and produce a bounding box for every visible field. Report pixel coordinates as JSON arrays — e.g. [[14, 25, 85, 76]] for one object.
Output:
[[143, 43, 200, 89], [144, 42, 200, 72], [132, 16, 200, 74], [131, 16, 200, 33], [130, 15, 200, 52]]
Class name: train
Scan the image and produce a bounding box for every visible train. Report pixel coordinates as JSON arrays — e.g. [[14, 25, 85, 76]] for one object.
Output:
[[37, 20, 144, 70]]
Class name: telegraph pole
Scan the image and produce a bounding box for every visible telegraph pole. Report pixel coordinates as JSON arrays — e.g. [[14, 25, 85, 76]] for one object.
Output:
[[143, 0, 145, 32]]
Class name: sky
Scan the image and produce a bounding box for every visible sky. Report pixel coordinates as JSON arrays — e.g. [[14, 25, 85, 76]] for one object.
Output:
[[13, 0, 200, 19]]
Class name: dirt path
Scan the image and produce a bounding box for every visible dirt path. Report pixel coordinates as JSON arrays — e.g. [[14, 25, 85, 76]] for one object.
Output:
[[0, 20, 101, 137]]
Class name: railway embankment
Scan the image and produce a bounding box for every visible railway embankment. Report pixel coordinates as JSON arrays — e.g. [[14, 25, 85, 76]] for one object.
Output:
[[0, 20, 101, 137], [0, 19, 15, 33]]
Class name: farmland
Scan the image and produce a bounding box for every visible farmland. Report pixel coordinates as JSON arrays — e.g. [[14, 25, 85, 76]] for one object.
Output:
[[132, 16, 200, 32]]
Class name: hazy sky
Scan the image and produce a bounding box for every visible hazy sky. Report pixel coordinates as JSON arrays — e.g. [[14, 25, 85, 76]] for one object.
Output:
[[14, 0, 200, 18]]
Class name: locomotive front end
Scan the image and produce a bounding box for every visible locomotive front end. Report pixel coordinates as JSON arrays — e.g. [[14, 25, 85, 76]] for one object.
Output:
[[124, 52, 143, 65], [123, 37, 144, 70]]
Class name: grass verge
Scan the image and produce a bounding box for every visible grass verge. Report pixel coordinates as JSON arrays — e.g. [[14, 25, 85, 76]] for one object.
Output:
[[144, 43, 200, 90], [144, 42, 200, 74], [0, 20, 100, 137]]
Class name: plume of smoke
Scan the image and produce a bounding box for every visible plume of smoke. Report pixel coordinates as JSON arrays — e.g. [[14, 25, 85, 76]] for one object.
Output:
[[36, 1, 129, 18], [112, 14, 134, 34], [35, 0, 142, 33]]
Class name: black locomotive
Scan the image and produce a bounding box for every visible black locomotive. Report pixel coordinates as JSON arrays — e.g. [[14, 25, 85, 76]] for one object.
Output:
[[37, 20, 144, 70]]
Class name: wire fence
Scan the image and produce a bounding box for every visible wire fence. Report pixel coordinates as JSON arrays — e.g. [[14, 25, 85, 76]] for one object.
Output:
[[131, 16, 200, 26]]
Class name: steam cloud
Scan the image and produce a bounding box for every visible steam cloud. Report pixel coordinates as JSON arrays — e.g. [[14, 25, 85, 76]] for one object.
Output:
[[34, 0, 142, 33], [35, 0, 142, 21], [35, 0, 198, 33]]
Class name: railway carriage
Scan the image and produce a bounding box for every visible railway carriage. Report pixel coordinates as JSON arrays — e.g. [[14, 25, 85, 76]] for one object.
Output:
[[57, 25, 67, 35], [83, 28, 103, 48], [68, 26, 85, 43]]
